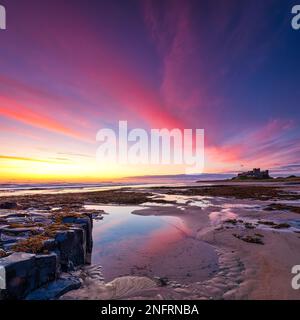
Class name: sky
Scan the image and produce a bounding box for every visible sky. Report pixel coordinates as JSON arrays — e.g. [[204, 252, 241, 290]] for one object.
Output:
[[0, 0, 300, 182]]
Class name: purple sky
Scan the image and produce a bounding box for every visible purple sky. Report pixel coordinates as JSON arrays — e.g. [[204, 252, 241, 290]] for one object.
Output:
[[0, 0, 299, 181]]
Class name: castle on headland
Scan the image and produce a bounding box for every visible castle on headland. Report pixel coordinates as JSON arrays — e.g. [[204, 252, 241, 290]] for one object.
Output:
[[235, 168, 271, 180]]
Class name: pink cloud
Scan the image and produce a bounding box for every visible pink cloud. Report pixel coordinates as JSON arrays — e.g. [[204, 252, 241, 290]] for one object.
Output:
[[0, 95, 87, 141]]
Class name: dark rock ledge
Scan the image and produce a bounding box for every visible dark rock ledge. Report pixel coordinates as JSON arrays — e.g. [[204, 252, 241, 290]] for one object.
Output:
[[0, 205, 94, 300]]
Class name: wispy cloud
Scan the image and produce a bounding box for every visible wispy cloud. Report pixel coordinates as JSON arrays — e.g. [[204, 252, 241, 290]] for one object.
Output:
[[0, 95, 88, 141], [0, 155, 71, 164], [0, 0, 299, 179]]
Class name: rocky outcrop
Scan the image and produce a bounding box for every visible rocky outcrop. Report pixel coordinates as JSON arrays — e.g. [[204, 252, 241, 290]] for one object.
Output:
[[0, 202, 18, 209], [55, 228, 87, 271], [0, 213, 94, 300], [25, 275, 81, 300], [0, 253, 57, 299], [53, 215, 93, 271]]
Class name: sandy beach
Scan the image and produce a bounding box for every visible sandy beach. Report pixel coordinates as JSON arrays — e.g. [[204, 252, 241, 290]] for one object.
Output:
[[1, 180, 300, 300]]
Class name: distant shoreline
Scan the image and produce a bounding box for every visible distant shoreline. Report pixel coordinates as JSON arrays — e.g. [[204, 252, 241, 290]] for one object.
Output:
[[197, 175, 300, 184]]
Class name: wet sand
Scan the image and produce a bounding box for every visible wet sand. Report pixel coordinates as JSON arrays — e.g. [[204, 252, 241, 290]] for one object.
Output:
[[60, 182, 300, 299], [1, 181, 300, 300]]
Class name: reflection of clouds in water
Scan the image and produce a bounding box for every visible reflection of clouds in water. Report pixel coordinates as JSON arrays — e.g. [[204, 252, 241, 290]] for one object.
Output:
[[91, 206, 186, 267], [141, 202, 173, 207], [155, 194, 191, 204], [136, 225, 181, 255], [151, 194, 214, 209], [188, 199, 213, 208], [276, 200, 300, 205], [222, 203, 261, 209], [209, 209, 238, 226], [89, 205, 148, 244], [84, 204, 144, 213], [92, 214, 128, 236]]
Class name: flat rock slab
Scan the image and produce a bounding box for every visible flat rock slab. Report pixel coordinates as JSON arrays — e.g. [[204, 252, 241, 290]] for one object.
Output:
[[0, 252, 57, 299], [25, 276, 81, 300], [0, 233, 25, 243], [0, 214, 93, 299], [0, 225, 10, 230], [1, 227, 43, 235], [0, 202, 18, 210]]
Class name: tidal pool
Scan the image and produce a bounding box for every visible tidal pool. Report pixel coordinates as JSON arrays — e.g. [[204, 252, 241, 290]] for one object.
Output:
[[90, 205, 219, 283]]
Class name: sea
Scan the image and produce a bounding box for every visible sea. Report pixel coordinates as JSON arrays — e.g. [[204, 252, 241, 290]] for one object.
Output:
[[0, 173, 234, 197]]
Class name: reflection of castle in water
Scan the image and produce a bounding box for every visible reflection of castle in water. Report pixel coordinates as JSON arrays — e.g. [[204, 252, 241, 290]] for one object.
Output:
[[237, 168, 271, 179]]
